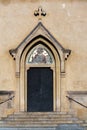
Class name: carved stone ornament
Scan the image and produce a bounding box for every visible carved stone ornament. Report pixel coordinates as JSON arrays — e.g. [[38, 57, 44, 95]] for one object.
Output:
[[34, 6, 46, 19], [64, 49, 71, 60], [9, 49, 17, 60]]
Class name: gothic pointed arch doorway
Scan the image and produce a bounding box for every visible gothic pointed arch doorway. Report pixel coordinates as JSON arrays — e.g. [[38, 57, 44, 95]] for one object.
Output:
[[24, 41, 60, 112], [9, 22, 71, 112], [26, 44, 55, 112]]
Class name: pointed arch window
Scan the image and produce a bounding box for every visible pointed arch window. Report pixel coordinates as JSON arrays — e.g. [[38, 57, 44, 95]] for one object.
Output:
[[26, 44, 54, 64]]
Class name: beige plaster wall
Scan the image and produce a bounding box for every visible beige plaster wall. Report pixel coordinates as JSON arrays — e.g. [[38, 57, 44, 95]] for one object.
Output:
[[0, 0, 87, 119]]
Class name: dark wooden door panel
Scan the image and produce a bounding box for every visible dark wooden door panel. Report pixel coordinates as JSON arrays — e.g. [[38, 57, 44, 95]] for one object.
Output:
[[27, 67, 53, 112]]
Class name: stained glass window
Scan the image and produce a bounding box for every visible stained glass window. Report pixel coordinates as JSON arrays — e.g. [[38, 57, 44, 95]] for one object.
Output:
[[26, 45, 54, 64]]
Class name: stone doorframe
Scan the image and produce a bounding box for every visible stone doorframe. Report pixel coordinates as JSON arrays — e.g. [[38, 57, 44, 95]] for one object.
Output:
[[9, 22, 71, 112]]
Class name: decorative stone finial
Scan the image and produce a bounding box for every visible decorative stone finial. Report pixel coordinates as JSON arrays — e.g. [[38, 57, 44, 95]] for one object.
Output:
[[34, 6, 46, 20]]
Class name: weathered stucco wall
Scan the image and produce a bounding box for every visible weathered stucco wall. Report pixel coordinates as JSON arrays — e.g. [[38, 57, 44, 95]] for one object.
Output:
[[0, 0, 87, 119]]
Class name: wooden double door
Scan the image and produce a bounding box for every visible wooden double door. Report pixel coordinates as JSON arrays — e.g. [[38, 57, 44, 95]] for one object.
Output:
[[27, 67, 53, 112]]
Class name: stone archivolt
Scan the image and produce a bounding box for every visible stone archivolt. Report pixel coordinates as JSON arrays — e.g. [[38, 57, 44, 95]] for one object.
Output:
[[9, 22, 71, 73]]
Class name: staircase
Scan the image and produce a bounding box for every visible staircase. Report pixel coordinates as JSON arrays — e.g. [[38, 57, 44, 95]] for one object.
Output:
[[0, 112, 86, 129]]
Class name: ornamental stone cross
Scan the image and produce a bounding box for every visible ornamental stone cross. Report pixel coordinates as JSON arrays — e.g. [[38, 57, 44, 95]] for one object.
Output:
[[34, 6, 46, 20]]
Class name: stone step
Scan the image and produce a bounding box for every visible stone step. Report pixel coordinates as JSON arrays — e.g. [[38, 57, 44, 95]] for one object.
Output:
[[15, 112, 67, 114], [0, 112, 84, 129], [7, 116, 73, 120], [0, 124, 84, 129], [3, 117, 78, 122], [12, 112, 67, 116], [25, 112, 67, 114], [80, 123, 87, 127], [0, 122, 79, 128], [0, 126, 57, 130], [9, 114, 72, 117], [8, 112, 73, 118], [0, 125, 84, 130], [0, 120, 84, 129], [0, 119, 83, 125], [6, 114, 73, 119]]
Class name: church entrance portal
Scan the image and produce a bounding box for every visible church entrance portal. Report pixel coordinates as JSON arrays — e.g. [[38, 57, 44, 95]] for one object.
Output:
[[27, 67, 53, 112], [9, 23, 71, 112]]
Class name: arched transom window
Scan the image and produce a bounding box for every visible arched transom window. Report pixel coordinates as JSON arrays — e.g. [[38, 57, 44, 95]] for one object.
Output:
[[26, 44, 54, 64]]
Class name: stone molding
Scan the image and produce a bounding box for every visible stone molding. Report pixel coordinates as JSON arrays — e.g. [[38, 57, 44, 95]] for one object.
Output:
[[67, 91, 87, 95], [9, 22, 71, 73], [9, 22, 71, 112]]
